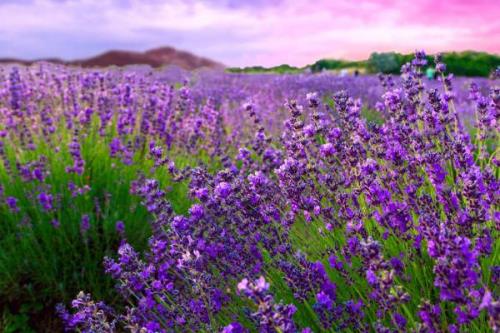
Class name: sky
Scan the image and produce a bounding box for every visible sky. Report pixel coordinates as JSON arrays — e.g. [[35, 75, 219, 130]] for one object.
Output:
[[0, 0, 499, 67]]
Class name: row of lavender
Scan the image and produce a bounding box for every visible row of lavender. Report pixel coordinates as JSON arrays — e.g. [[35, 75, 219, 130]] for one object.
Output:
[[0, 52, 498, 332]]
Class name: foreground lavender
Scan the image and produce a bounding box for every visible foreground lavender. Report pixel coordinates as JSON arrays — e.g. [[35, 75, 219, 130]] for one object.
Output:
[[0, 52, 498, 332]]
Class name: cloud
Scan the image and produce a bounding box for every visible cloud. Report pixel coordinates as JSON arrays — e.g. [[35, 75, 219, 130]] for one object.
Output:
[[0, 0, 498, 66]]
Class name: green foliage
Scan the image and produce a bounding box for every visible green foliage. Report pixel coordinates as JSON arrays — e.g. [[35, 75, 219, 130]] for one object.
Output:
[[367, 52, 406, 74], [226, 64, 302, 74], [442, 51, 500, 77], [366, 51, 499, 76], [1, 308, 35, 333], [309, 59, 366, 73], [362, 107, 385, 125]]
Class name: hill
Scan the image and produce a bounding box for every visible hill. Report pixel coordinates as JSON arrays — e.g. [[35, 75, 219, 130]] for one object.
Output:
[[0, 47, 224, 70]]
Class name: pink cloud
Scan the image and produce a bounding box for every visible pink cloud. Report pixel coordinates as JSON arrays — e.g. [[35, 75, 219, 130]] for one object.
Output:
[[255, 0, 500, 65]]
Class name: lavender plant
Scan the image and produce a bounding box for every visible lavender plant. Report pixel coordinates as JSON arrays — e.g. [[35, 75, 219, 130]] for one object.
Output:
[[0, 52, 497, 332]]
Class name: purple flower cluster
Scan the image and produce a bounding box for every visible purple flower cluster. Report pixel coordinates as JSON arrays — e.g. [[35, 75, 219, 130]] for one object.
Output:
[[236, 276, 298, 333], [57, 292, 116, 332]]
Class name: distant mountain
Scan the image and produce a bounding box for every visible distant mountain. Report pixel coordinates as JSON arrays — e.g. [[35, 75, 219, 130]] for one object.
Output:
[[0, 57, 65, 66], [0, 47, 224, 70]]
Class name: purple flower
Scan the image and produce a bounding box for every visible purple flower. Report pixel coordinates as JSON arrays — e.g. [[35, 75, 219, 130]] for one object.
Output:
[[366, 269, 378, 286], [254, 276, 270, 293], [237, 278, 250, 294], [189, 204, 204, 220], [316, 291, 333, 310], [412, 50, 428, 67], [51, 219, 60, 229], [115, 221, 125, 235], [38, 192, 53, 211], [80, 214, 90, 234], [320, 143, 336, 158], [221, 322, 247, 333], [109, 138, 122, 158], [306, 92, 319, 107], [215, 182, 232, 199], [328, 255, 343, 271], [393, 312, 406, 329], [6, 196, 19, 213]]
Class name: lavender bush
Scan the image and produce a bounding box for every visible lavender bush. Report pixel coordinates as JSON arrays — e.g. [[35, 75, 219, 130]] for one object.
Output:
[[0, 52, 498, 332]]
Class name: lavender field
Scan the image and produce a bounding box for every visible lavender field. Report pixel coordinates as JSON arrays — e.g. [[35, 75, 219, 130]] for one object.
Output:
[[0, 53, 498, 332]]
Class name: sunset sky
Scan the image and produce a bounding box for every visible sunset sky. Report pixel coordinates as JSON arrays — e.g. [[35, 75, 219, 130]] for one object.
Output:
[[0, 0, 498, 67]]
